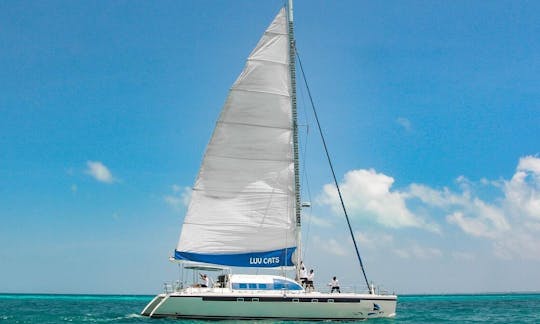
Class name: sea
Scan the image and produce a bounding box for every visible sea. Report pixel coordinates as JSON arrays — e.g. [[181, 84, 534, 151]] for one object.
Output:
[[1, 293, 540, 323]]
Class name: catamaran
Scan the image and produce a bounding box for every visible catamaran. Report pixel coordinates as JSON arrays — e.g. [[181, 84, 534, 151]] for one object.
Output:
[[141, 1, 397, 320]]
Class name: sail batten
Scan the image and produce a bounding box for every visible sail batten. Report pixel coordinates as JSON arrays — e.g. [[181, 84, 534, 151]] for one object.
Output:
[[202, 154, 293, 162], [217, 121, 292, 131], [191, 188, 291, 195], [175, 8, 295, 268], [247, 58, 289, 66], [231, 88, 291, 98]]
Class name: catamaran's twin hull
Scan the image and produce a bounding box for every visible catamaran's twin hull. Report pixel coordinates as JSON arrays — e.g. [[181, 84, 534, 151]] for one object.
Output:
[[142, 292, 397, 320]]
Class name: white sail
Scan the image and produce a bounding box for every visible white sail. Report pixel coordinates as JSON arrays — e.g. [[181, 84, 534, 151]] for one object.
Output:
[[175, 8, 296, 267]]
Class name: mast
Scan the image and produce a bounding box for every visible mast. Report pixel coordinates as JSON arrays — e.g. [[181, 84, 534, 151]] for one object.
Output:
[[287, 0, 301, 278]]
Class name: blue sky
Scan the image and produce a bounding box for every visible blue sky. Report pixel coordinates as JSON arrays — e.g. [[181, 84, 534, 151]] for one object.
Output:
[[1, 0, 539, 294]]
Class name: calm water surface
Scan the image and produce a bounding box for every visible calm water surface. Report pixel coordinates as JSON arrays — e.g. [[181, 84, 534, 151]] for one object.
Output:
[[1, 293, 540, 323]]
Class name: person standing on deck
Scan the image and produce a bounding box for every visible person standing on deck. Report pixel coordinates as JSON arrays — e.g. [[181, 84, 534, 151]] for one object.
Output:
[[328, 276, 340, 293], [306, 269, 315, 292], [299, 262, 308, 287]]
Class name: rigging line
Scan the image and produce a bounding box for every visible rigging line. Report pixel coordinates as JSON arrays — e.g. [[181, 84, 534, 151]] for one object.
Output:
[[297, 66, 313, 260], [295, 48, 371, 293]]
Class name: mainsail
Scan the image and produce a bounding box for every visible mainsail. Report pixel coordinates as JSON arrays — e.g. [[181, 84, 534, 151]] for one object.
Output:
[[175, 8, 296, 267]]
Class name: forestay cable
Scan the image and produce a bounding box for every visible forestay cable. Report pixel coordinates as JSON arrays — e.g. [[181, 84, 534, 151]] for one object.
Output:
[[296, 49, 371, 293]]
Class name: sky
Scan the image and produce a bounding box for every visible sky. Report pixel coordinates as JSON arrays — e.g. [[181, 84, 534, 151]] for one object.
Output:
[[1, 0, 539, 295]]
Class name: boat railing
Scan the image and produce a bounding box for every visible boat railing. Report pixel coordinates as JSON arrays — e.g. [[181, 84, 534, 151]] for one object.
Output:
[[327, 285, 368, 294], [312, 282, 394, 295], [370, 284, 394, 296], [163, 281, 237, 294], [163, 281, 186, 293], [162, 280, 394, 296]]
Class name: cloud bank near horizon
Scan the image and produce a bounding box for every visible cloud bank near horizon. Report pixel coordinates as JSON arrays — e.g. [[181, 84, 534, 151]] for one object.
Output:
[[317, 155, 540, 260]]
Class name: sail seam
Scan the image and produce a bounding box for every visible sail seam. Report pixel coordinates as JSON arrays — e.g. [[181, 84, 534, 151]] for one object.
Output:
[[218, 120, 291, 130], [231, 87, 290, 97], [205, 153, 293, 162], [264, 31, 288, 36], [192, 187, 290, 194], [184, 221, 292, 227], [247, 57, 288, 66]]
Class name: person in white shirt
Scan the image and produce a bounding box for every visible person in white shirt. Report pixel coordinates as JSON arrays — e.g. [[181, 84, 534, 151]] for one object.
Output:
[[299, 263, 308, 287], [199, 274, 210, 287], [328, 276, 340, 293], [306, 269, 315, 292]]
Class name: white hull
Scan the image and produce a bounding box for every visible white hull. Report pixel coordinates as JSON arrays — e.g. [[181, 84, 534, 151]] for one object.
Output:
[[142, 288, 397, 320]]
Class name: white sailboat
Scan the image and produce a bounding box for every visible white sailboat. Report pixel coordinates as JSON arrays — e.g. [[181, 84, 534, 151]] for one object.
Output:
[[142, 1, 397, 320]]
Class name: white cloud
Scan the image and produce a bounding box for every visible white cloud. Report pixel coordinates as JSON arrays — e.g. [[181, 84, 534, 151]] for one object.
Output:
[[165, 185, 192, 209], [319, 238, 348, 256], [393, 244, 442, 259], [316, 155, 540, 260], [518, 155, 540, 175], [354, 231, 394, 250], [85, 161, 115, 183], [396, 117, 412, 131], [471, 198, 510, 232], [447, 211, 498, 239], [504, 155, 540, 220], [409, 156, 540, 260], [164, 195, 183, 207], [354, 231, 440, 260], [444, 197, 510, 239], [318, 169, 438, 232], [491, 156, 540, 259], [308, 236, 348, 257], [408, 183, 465, 208], [410, 181, 510, 239], [493, 230, 540, 260], [305, 214, 333, 228]]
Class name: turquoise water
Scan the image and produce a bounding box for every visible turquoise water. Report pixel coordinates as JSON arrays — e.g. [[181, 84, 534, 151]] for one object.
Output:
[[1, 293, 540, 323]]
